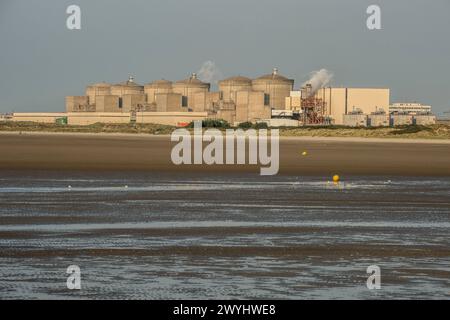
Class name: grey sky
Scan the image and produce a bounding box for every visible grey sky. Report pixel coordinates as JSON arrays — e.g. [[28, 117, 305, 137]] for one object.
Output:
[[1, 0, 449, 115]]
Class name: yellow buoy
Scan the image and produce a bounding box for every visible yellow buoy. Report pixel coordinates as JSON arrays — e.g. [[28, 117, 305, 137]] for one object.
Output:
[[333, 175, 340, 183]]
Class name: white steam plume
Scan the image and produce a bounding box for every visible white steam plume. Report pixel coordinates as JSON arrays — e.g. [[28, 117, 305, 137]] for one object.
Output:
[[197, 60, 223, 85], [302, 69, 333, 96]]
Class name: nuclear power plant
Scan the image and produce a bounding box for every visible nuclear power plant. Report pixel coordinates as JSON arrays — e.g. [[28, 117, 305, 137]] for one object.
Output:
[[64, 70, 287, 125], [9, 68, 435, 127]]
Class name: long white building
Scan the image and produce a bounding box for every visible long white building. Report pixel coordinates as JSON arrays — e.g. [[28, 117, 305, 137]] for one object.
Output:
[[390, 103, 432, 115]]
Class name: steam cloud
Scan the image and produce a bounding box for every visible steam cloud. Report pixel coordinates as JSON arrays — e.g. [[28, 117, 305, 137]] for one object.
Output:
[[197, 61, 223, 84], [302, 69, 333, 96]]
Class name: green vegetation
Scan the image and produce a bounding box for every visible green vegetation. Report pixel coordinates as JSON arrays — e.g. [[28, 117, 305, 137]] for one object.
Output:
[[237, 121, 253, 129], [0, 121, 175, 135], [279, 124, 450, 139], [253, 122, 269, 130], [1, 121, 450, 139], [186, 119, 230, 128], [237, 122, 268, 130]]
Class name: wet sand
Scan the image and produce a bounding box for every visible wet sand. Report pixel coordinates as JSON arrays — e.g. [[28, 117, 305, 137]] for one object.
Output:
[[0, 172, 449, 299], [0, 132, 449, 175], [0, 133, 449, 299]]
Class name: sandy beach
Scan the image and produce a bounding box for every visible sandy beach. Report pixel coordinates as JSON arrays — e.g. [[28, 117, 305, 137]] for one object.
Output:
[[0, 131, 449, 176]]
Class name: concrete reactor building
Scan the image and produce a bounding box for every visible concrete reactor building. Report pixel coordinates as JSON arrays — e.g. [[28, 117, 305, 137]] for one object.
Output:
[[62, 69, 286, 125]]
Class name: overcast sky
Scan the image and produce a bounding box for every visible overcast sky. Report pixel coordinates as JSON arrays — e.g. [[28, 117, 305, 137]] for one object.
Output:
[[0, 0, 449, 115]]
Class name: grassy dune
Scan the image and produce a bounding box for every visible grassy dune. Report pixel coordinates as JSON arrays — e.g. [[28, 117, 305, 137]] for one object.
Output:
[[279, 124, 450, 139], [1, 121, 450, 139], [0, 121, 175, 135]]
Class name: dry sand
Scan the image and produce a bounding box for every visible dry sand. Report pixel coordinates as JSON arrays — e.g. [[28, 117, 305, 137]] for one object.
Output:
[[0, 131, 449, 175]]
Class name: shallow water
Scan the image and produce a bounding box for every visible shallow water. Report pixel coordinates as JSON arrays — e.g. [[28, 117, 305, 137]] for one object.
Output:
[[0, 171, 449, 299]]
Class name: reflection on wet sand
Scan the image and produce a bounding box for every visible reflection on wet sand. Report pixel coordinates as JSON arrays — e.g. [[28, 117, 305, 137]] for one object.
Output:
[[0, 172, 449, 299]]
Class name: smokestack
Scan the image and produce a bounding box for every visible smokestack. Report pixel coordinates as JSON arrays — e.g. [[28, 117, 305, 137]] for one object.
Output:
[[302, 69, 333, 97]]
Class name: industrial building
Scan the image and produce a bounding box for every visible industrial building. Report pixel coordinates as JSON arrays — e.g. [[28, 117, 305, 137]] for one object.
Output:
[[284, 86, 436, 127], [66, 68, 395, 126], [10, 111, 208, 126], [390, 114, 414, 126], [285, 87, 391, 125], [7, 67, 436, 127], [390, 103, 432, 115], [386, 103, 436, 126], [413, 114, 437, 126], [343, 110, 368, 127], [368, 111, 390, 127], [62, 69, 289, 125]]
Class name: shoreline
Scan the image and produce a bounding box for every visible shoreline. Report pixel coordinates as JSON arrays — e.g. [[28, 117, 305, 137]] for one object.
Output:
[[1, 130, 450, 144]]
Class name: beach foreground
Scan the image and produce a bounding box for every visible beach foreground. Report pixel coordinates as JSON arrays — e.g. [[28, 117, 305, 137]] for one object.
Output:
[[0, 132, 449, 176], [0, 133, 449, 299]]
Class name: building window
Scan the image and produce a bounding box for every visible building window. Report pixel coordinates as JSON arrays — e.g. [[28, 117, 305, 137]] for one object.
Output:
[[182, 96, 188, 107], [264, 94, 270, 106]]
